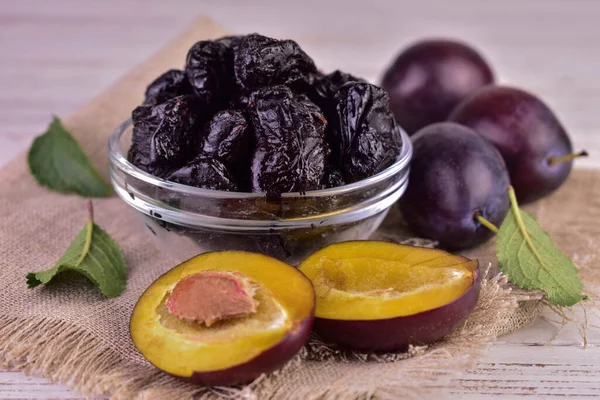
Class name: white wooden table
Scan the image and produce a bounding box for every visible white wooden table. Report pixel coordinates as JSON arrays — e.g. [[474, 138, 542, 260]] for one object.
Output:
[[1, 0, 599, 398]]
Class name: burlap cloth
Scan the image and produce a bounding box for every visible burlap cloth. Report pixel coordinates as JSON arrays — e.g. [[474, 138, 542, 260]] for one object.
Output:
[[1, 16, 598, 400]]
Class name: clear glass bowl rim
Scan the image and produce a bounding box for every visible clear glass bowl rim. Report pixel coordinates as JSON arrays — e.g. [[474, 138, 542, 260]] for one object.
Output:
[[108, 118, 413, 200]]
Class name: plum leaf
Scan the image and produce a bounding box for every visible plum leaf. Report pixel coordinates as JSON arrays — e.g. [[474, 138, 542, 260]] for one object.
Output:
[[26, 201, 127, 298], [28, 116, 113, 197], [497, 186, 586, 306]]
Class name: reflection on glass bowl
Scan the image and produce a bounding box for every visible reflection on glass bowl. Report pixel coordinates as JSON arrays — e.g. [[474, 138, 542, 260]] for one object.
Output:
[[108, 119, 412, 265]]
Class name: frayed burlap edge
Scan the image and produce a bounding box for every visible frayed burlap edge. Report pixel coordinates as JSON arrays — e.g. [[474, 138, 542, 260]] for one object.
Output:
[[0, 268, 543, 400]]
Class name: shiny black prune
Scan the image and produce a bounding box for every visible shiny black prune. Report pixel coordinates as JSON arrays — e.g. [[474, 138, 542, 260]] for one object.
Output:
[[321, 165, 345, 188], [144, 69, 192, 105], [167, 156, 239, 191], [215, 35, 243, 86], [185, 40, 231, 106], [332, 82, 403, 183], [129, 105, 168, 177], [201, 110, 252, 182], [250, 85, 328, 193], [310, 70, 364, 112], [296, 94, 326, 117], [308, 71, 365, 158], [234, 34, 317, 91], [228, 90, 252, 109], [128, 137, 173, 178], [215, 35, 242, 53], [130, 34, 403, 195], [128, 96, 203, 177]]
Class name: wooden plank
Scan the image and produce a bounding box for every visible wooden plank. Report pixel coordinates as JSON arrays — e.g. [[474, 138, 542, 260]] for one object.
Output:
[[457, 345, 600, 399], [0, 372, 92, 399]]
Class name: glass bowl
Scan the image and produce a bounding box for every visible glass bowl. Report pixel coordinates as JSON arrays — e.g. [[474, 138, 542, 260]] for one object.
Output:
[[108, 119, 412, 265]]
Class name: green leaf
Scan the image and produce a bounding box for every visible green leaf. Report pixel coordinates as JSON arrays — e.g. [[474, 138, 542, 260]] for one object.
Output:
[[497, 186, 586, 306], [28, 116, 113, 197], [27, 201, 127, 298]]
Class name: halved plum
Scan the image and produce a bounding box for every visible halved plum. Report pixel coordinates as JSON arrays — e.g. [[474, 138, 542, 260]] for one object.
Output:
[[298, 241, 480, 352], [130, 251, 315, 386]]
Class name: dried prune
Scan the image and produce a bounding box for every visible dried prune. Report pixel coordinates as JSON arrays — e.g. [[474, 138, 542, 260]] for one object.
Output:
[[333, 82, 403, 183], [128, 137, 172, 178], [185, 40, 231, 106], [128, 96, 203, 177], [215, 35, 243, 89], [201, 110, 253, 188], [129, 105, 169, 177], [129, 34, 404, 195], [250, 86, 327, 193], [216, 35, 242, 53], [144, 69, 192, 105], [310, 70, 364, 112], [228, 90, 252, 109], [167, 156, 239, 191], [308, 71, 364, 158], [296, 94, 326, 117], [234, 34, 317, 91], [322, 165, 346, 188]]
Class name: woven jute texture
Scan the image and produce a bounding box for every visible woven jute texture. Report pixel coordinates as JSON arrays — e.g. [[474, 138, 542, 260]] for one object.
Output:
[[1, 16, 597, 400]]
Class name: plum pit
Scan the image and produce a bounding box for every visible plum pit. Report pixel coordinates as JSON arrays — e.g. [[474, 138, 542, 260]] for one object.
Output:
[[165, 271, 259, 327], [157, 278, 289, 343]]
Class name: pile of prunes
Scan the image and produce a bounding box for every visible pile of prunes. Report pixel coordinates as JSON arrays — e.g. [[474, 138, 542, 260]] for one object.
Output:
[[128, 34, 403, 193]]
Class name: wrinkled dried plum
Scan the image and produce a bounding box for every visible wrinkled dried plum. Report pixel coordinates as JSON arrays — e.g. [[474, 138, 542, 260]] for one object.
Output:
[[333, 82, 403, 182], [296, 94, 325, 116], [310, 70, 364, 112], [168, 156, 239, 191], [234, 34, 317, 91], [185, 41, 231, 106], [322, 165, 346, 188], [129, 33, 404, 194], [216, 35, 243, 91], [228, 90, 252, 109], [144, 69, 192, 105], [215, 35, 242, 53], [250, 86, 328, 193], [128, 95, 203, 177], [129, 105, 168, 177], [308, 71, 364, 158], [128, 139, 172, 178], [201, 110, 252, 187]]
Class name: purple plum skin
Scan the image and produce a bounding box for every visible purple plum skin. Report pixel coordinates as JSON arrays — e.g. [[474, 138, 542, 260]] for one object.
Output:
[[398, 122, 510, 250], [381, 39, 494, 135], [313, 267, 481, 352], [187, 315, 314, 386], [449, 86, 574, 204]]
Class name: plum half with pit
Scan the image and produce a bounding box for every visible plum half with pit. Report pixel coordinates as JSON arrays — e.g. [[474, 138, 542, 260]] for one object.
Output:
[[130, 251, 315, 386], [449, 86, 587, 204], [381, 39, 494, 135], [298, 241, 480, 351], [398, 122, 510, 249]]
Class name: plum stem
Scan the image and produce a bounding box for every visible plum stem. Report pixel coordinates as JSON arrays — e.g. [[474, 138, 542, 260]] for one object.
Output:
[[548, 150, 589, 166], [87, 200, 94, 222], [474, 212, 499, 234]]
